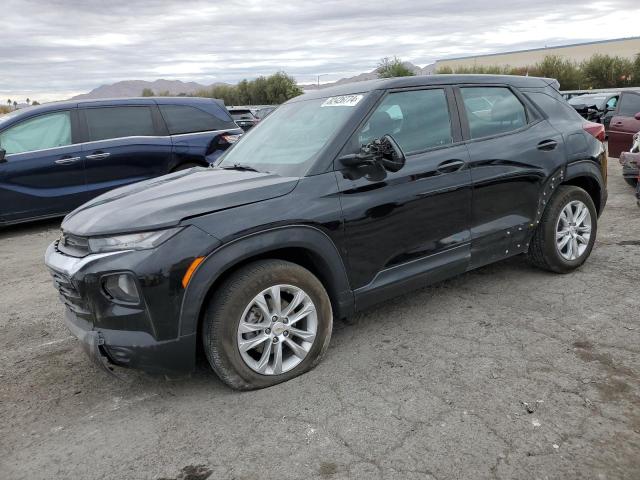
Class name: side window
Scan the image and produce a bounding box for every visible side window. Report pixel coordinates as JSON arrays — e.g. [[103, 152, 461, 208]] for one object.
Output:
[[84, 106, 155, 142], [0, 111, 72, 155], [159, 104, 236, 135], [460, 87, 527, 139], [525, 92, 584, 123], [358, 89, 452, 154], [618, 93, 640, 116], [606, 96, 618, 110]]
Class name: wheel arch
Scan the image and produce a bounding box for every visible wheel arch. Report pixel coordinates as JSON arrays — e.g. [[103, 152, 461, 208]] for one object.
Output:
[[178, 225, 354, 339], [562, 160, 605, 215]]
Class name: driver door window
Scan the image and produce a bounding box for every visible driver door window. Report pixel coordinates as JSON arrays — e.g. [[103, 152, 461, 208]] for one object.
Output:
[[358, 89, 453, 154], [0, 111, 72, 155]]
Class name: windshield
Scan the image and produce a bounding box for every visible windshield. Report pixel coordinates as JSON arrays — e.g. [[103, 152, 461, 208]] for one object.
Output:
[[230, 110, 256, 120], [218, 96, 362, 177]]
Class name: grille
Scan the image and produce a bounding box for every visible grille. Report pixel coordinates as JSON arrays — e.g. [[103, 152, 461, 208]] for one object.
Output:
[[49, 269, 92, 320], [56, 232, 90, 257]]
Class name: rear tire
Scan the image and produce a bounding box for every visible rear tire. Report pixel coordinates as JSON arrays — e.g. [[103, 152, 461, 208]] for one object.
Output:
[[526, 186, 597, 273], [624, 177, 638, 187], [202, 259, 332, 390]]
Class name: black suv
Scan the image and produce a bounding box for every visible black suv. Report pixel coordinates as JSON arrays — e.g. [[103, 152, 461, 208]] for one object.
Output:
[[45, 75, 608, 390]]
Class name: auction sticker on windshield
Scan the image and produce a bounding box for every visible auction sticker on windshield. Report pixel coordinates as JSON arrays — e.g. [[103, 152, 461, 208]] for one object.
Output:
[[321, 95, 363, 107]]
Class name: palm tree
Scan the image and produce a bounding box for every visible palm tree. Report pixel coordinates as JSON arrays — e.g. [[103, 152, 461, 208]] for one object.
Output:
[[13, 101, 17, 110], [7, 99, 11, 106], [26, 98, 30, 105]]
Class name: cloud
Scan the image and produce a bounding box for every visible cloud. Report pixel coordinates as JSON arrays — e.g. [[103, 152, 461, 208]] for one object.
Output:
[[1, 0, 639, 101]]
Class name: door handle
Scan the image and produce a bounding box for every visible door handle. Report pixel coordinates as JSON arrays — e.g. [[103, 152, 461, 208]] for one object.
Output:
[[537, 139, 558, 151], [436, 159, 465, 173], [85, 152, 111, 160], [55, 156, 82, 165]]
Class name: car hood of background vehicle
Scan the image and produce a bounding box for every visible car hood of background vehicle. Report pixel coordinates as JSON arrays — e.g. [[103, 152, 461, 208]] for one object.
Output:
[[62, 168, 299, 236]]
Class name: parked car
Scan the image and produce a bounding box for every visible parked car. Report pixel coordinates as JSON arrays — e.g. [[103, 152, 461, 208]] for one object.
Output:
[[0, 97, 242, 226], [619, 132, 640, 187], [255, 106, 276, 120], [607, 91, 640, 158], [568, 92, 619, 130], [228, 107, 260, 131], [45, 75, 607, 390]]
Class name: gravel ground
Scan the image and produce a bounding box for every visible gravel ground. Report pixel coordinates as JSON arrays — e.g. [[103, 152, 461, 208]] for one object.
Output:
[[1, 160, 639, 480]]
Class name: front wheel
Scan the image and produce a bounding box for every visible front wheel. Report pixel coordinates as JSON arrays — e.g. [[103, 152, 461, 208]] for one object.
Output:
[[202, 260, 333, 390], [527, 186, 597, 273], [624, 177, 638, 187]]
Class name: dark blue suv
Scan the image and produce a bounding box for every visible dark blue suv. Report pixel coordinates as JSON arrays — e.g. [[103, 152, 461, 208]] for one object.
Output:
[[0, 97, 242, 225]]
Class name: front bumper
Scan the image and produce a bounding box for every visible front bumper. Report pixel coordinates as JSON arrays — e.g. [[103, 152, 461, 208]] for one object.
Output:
[[44, 226, 219, 374]]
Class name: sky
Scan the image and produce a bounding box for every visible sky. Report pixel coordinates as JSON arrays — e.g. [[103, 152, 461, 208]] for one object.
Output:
[[2, 0, 640, 102]]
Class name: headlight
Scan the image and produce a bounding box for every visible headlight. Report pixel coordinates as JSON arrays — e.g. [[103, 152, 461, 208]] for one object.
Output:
[[88, 227, 182, 253]]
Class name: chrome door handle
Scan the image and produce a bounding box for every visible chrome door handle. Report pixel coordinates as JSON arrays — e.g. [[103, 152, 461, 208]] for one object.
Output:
[[85, 152, 111, 160], [55, 156, 81, 165]]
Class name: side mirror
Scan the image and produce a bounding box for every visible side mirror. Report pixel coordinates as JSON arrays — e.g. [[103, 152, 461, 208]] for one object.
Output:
[[339, 134, 405, 172], [0, 148, 6, 163], [635, 112, 640, 121]]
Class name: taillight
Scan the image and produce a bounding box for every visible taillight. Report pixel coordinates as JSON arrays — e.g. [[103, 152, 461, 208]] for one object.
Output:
[[583, 122, 605, 142]]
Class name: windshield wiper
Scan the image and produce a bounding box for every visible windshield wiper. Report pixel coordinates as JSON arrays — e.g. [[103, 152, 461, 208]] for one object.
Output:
[[219, 163, 262, 173]]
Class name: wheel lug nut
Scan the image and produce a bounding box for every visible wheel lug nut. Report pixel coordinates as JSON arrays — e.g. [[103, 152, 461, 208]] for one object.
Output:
[[283, 331, 289, 337], [265, 328, 271, 334], [272, 316, 277, 322], [272, 337, 279, 343]]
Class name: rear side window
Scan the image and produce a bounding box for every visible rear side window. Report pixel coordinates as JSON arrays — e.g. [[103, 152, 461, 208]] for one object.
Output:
[[0, 111, 72, 155], [525, 91, 584, 123], [460, 87, 527, 139], [84, 106, 155, 142], [159, 104, 236, 135], [618, 93, 640, 116], [358, 89, 453, 153]]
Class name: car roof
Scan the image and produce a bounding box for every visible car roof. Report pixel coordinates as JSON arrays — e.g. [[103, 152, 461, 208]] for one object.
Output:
[[0, 97, 226, 123], [291, 74, 558, 102]]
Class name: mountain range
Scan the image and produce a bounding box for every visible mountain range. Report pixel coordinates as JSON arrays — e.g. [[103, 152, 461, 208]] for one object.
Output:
[[70, 62, 436, 100]]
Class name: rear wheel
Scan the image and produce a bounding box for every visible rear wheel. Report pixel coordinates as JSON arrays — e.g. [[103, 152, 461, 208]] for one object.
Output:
[[527, 186, 597, 273], [624, 177, 638, 187], [202, 260, 332, 390]]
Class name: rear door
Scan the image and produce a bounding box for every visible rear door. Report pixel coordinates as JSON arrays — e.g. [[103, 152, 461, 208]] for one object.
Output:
[[456, 85, 566, 268], [79, 103, 171, 201], [608, 92, 640, 158], [0, 109, 85, 222]]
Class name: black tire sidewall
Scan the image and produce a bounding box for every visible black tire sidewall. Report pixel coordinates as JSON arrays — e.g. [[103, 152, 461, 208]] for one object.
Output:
[[205, 261, 332, 389], [541, 187, 597, 272]]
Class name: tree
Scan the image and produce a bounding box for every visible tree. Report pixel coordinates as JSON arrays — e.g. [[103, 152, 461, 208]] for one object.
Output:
[[377, 57, 416, 78], [581, 54, 634, 89], [13, 101, 17, 110], [195, 71, 302, 105], [531, 55, 582, 90], [141, 88, 155, 97], [31, 100, 40, 106], [26, 98, 30, 105], [7, 99, 11, 106]]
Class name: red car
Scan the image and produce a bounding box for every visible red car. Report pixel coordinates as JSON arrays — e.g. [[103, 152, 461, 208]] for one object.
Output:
[[608, 90, 640, 158]]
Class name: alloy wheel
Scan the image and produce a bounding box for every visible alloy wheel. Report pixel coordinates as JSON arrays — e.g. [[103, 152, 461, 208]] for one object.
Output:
[[555, 200, 592, 261], [236, 284, 318, 375]]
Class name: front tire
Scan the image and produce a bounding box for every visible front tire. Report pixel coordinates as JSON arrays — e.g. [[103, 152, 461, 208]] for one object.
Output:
[[527, 186, 597, 273], [202, 260, 333, 390], [624, 177, 638, 187]]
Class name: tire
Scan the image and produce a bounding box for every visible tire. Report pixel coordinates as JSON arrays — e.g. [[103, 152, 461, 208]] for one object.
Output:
[[526, 186, 597, 274], [624, 177, 638, 187], [172, 162, 201, 172], [202, 259, 333, 390]]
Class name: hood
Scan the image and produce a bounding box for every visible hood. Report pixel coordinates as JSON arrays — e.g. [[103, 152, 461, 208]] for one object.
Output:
[[62, 167, 298, 236]]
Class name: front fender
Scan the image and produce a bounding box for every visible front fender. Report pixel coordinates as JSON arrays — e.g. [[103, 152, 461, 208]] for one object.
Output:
[[178, 225, 354, 337]]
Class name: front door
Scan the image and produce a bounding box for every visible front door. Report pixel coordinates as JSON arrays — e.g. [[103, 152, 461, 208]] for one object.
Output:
[[608, 92, 640, 158], [80, 105, 172, 201], [455, 85, 567, 268], [0, 110, 85, 223], [335, 87, 472, 309]]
